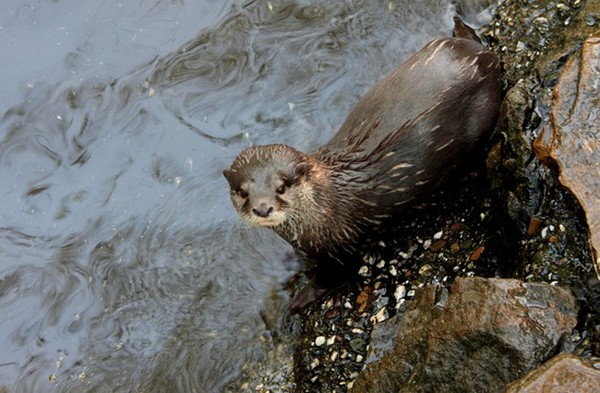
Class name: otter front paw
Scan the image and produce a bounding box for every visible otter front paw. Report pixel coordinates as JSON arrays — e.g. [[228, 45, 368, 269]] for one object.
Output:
[[289, 280, 329, 314]]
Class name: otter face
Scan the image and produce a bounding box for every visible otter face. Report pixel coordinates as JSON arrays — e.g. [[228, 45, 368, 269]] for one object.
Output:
[[223, 145, 310, 228]]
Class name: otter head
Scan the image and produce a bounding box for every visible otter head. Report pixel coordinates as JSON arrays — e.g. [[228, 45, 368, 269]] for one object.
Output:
[[223, 144, 312, 228]]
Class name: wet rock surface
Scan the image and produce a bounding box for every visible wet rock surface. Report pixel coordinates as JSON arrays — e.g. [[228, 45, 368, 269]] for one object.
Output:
[[534, 34, 600, 278], [506, 353, 600, 392], [351, 277, 579, 393], [292, 0, 600, 392]]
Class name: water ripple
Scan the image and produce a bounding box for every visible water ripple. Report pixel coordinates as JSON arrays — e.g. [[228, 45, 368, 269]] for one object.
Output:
[[0, 0, 496, 391]]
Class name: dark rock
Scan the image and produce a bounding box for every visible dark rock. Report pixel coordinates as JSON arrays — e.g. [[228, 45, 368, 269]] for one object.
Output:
[[483, 0, 595, 308], [506, 353, 600, 392], [533, 34, 600, 279], [351, 277, 578, 393]]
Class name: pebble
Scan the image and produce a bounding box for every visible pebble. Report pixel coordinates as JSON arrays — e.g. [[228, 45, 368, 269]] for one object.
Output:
[[433, 230, 443, 239], [310, 358, 320, 370], [469, 246, 485, 261], [394, 285, 407, 301], [430, 239, 446, 252], [315, 336, 326, 347], [450, 242, 460, 253], [324, 307, 340, 319], [358, 265, 370, 277], [349, 338, 367, 353], [370, 307, 388, 324]]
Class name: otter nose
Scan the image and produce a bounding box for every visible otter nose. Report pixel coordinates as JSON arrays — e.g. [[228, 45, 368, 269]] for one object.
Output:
[[252, 204, 273, 218]]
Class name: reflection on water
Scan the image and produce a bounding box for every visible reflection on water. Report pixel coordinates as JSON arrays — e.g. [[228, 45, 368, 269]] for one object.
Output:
[[0, 0, 494, 391]]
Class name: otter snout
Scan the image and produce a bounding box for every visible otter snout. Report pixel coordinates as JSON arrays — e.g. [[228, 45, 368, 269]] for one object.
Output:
[[252, 203, 274, 218]]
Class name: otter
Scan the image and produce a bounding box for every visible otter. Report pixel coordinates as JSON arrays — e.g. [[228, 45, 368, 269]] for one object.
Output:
[[224, 18, 501, 311]]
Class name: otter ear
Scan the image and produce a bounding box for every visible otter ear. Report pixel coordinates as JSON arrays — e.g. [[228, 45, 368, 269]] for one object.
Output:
[[223, 169, 233, 184], [294, 162, 310, 180]]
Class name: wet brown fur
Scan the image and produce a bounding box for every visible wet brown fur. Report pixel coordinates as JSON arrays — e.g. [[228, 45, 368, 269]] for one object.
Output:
[[224, 19, 501, 309]]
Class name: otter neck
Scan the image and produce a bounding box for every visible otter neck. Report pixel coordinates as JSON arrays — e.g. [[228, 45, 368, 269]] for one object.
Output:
[[273, 154, 377, 260]]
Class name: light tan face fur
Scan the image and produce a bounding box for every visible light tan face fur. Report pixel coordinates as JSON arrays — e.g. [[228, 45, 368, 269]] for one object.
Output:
[[223, 146, 311, 229], [228, 173, 294, 228]]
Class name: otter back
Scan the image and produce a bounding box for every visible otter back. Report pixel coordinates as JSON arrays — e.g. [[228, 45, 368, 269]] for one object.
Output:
[[314, 36, 501, 213]]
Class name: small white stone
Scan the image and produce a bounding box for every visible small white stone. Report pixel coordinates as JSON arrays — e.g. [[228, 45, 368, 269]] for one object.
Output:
[[356, 354, 364, 362], [394, 285, 407, 301], [315, 336, 326, 346], [395, 298, 406, 309], [370, 307, 388, 324], [358, 265, 370, 277], [433, 230, 443, 240], [326, 336, 336, 346], [310, 358, 320, 369]]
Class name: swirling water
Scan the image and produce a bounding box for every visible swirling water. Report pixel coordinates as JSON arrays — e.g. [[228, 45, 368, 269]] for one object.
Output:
[[0, 0, 494, 391]]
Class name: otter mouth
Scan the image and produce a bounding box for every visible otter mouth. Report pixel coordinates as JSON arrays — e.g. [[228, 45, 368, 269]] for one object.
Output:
[[255, 219, 281, 227], [245, 215, 283, 228]]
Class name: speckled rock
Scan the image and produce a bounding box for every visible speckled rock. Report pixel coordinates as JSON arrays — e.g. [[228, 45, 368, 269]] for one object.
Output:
[[534, 34, 600, 280], [506, 353, 600, 392], [293, 1, 600, 391], [351, 277, 578, 393]]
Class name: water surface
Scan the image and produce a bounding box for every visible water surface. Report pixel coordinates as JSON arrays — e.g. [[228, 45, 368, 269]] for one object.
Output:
[[0, 0, 493, 391]]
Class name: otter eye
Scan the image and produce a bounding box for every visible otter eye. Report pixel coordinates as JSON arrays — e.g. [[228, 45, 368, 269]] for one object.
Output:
[[275, 185, 286, 195], [238, 188, 249, 198]]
